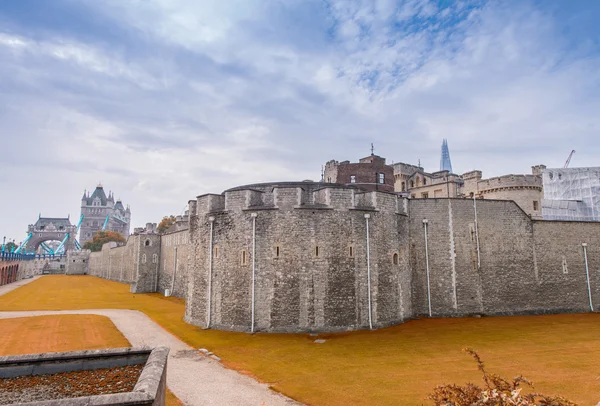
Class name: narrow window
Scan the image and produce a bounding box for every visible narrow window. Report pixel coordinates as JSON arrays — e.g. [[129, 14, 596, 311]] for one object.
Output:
[[422, 192, 429, 199], [145, 240, 151, 247], [152, 254, 158, 264], [393, 253, 399, 265], [401, 182, 406, 192], [241, 250, 247, 265], [142, 254, 147, 264], [410, 180, 415, 188], [213, 246, 219, 258], [349, 246, 354, 257], [379, 173, 385, 184], [350, 175, 356, 183], [275, 246, 280, 257], [83, 260, 86, 263], [533, 201, 539, 211], [315, 246, 320, 257], [423, 178, 427, 185]]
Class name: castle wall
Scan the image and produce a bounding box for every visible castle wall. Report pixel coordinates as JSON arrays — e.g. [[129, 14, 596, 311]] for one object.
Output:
[[158, 229, 190, 298], [476, 175, 543, 217], [409, 199, 600, 318], [65, 250, 91, 275], [185, 187, 411, 332]]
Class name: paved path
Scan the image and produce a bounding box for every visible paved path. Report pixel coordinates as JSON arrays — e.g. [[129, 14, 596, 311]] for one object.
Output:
[[0, 276, 40, 296], [0, 280, 300, 406]]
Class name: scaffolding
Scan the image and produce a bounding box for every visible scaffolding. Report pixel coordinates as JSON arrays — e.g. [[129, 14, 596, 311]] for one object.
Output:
[[542, 167, 600, 222]]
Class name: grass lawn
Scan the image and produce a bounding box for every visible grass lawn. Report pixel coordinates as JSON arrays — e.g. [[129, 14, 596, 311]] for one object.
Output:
[[0, 314, 182, 406], [1, 275, 599, 405]]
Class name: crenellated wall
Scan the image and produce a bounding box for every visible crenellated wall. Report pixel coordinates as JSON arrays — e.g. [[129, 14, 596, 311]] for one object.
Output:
[[88, 233, 161, 293], [185, 182, 411, 332], [82, 180, 600, 334]]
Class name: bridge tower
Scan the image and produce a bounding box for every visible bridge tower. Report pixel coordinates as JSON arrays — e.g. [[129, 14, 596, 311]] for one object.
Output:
[[17, 217, 76, 254]]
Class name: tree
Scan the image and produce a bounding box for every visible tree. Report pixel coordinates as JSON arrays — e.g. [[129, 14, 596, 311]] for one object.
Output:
[[157, 215, 177, 233], [4, 241, 16, 252], [82, 230, 126, 252]]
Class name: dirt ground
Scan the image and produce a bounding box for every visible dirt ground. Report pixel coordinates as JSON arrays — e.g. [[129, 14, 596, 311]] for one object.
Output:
[[0, 314, 182, 406], [2, 275, 600, 405]]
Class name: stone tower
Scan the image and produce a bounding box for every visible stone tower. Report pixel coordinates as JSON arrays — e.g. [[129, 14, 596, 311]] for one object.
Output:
[[79, 184, 131, 246], [440, 139, 453, 173]]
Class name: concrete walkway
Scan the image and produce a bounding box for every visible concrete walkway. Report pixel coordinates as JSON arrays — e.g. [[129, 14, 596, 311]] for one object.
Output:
[[0, 276, 40, 296], [0, 282, 300, 405]]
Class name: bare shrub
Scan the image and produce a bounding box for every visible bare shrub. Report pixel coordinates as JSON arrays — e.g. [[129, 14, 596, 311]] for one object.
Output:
[[428, 348, 577, 406]]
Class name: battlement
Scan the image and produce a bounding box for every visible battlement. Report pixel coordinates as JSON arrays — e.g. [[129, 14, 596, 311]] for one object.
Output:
[[478, 174, 542, 191], [193, 182, 408, 215], [462, 170, 482, 180]]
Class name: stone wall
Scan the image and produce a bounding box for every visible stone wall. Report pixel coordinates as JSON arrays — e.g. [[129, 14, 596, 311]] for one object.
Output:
[[88, 234, 161, 293], [408, 198, 600, 318], [185, 183, 411, 333], [65, 250, 91, 275], [158, 229, 189, 298], [82, 182, 600, 334]]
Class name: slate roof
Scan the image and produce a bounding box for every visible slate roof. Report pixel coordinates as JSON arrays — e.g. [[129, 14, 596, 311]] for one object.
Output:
[[84, 186, 108, 206]]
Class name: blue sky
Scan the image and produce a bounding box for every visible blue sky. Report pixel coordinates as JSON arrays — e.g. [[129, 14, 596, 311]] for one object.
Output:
[[1, 0, 600, 241]]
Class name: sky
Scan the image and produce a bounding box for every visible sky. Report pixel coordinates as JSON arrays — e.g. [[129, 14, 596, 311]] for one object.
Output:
[[1, 0, 600, 243]]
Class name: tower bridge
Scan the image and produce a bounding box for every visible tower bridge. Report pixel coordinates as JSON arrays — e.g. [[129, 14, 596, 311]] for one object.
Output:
[[14, 216, 79, 255]]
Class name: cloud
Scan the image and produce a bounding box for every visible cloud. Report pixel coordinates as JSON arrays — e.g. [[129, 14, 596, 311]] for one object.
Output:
[[0, 0, 599, 241]]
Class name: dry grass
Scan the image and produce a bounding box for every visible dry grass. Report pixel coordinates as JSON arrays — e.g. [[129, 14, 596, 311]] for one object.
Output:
[[0, 315, 129, 356], [2, 275, 600, 405], [0, 314, 182, 406]]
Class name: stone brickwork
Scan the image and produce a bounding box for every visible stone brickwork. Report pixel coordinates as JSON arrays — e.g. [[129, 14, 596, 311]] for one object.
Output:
[[158, 229, 189, 298], [88, 231, 161, 294], [85, 180, 600, 334], [185, 182, 411, 332], [65, 250, 91, 275], [409, 198, 600, 318]]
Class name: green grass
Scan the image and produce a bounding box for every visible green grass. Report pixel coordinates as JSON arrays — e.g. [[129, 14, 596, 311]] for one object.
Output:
[[1, 275, 598, 405]]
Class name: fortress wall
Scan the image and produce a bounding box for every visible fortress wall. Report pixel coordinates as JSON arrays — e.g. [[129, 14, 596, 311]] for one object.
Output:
[[185, 187, 411, 332], [480, 188, 542, 217], [532, 221, 600, 312], [65, 250, 91, 275], [158, 229, 190, 298], [87, 234, 161, 293], [409, 199, 600, 318]]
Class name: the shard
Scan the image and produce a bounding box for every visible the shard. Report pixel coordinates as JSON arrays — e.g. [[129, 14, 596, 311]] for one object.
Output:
[[440, 139, 453, 173]]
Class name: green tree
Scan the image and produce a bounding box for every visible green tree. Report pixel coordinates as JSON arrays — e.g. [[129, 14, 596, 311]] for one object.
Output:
[[157, 215, 177, 233], [4, 241, 17, 252], [82, 230, 126, 252]]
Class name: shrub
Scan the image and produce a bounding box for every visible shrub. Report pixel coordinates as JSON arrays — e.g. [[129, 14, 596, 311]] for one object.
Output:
[[428, 348, 576, 405]]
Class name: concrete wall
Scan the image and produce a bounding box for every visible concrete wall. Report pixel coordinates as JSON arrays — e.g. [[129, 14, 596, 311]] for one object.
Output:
[[185, 185, 411, 332], [408, 199, 600, 318]]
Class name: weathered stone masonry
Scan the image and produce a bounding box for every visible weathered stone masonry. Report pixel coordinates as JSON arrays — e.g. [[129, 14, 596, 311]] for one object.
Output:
[[86, 181, 600, 333], [185, 182, 411, 333], [409, 199, 600, 318]]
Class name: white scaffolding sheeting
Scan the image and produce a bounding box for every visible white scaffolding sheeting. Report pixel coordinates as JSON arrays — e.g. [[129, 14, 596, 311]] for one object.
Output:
[[542, 167, 600, 222]]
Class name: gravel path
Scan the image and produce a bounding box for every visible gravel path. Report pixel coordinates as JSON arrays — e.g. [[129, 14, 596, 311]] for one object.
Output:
[[0, 309, 300, 406]]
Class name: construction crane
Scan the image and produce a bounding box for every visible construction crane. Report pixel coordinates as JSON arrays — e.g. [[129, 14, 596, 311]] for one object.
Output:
[[564, 150, 575, 168]]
